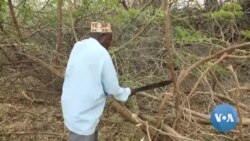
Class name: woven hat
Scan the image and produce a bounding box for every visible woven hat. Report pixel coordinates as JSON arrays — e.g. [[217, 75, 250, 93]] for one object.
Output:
[[90, 22, 112, 33]]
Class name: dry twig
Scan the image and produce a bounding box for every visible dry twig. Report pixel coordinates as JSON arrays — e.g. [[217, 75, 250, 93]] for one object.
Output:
[[177, 42, 250, 86], [228, 65, 243, 141], [183, 53, 227, 105]]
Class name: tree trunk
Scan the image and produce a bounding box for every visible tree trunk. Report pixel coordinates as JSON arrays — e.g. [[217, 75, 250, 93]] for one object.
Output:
[[158, 0, 178, 135], [7, 0, 23, 41], [56, 0, 63, 62]]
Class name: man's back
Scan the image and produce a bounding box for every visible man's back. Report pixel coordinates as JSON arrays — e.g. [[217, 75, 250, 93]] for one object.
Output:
[[63, 38, 107, 101], [61, 37, 131, 136], [61, 22, 131, 141], [61, 38, 109, 135]]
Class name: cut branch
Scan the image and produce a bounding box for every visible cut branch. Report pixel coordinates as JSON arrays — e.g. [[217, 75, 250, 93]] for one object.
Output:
[[183, 108, 250, 126], [139, 114, 197, 141], [215, 93, 250, 112], [111, 100, 193, 141]]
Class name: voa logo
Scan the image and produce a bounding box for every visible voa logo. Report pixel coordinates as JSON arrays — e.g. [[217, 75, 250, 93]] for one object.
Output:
[[214, 113, 235, 122], [210, 103, 238, 132]]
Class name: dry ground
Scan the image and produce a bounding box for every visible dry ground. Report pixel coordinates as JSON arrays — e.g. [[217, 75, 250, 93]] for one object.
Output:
[[0, 79, 146, 141], [0, 74, 250, 141]]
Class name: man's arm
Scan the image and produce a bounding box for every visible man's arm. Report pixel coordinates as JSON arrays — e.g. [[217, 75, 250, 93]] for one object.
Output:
[[101, 53, 131, 102]]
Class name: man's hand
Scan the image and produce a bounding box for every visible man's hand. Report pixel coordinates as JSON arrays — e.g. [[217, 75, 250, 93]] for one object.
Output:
[[130, 89, 136, 96]]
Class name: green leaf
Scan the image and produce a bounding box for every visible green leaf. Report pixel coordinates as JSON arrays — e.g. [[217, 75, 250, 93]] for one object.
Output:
[[174, 26, 209, 45], [240, 30, 250, 39]]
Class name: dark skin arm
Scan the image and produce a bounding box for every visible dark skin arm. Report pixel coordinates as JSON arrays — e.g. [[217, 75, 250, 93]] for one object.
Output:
[[130, 89, 136, 96]]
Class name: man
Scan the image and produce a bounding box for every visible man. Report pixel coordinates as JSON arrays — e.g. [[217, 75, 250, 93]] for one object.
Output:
[[61, 22, 133, 141]]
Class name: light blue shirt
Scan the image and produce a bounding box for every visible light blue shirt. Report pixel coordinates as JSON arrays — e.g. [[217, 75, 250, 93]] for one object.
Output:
[[61, 38, 131, 135]]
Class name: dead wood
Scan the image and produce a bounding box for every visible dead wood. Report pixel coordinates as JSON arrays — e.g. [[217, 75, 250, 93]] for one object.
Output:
[[182, 108, 250, 126], [111, 99, 194, 141]]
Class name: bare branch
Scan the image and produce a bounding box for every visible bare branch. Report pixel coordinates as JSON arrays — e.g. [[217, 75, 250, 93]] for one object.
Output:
[[228, 65, 243, 141], [177, 42, 250, 86], [157, 0, 179, 132], [185, 53, 227, 103]]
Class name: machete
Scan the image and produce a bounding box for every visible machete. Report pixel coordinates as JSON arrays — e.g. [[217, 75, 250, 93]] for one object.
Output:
[[133, 79, 172, 93]]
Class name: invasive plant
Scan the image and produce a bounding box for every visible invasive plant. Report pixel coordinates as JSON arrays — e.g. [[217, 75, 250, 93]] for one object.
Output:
[[240, 30, 250, 40], [174, 26, 209, 45], [211, 2, 243, 22]]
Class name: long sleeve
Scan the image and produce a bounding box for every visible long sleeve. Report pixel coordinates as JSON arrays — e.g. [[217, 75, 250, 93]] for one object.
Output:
[[101, 53, 131, 102]]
